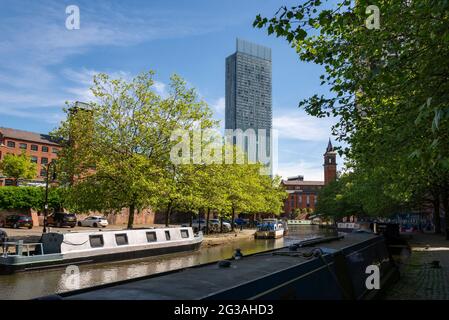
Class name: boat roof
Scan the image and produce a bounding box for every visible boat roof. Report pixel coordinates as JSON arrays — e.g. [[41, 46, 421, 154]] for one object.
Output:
[[46, 226, 189, 236], [60, 233, 379, 300]]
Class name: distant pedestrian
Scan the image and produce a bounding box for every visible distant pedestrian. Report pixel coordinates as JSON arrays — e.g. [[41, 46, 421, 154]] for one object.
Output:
[[0, 229, 7, 254]]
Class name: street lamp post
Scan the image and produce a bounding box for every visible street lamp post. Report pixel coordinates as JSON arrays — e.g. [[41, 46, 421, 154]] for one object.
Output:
[[43, 160, 57, 233]]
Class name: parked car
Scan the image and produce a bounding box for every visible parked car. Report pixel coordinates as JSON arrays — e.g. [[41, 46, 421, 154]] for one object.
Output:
[[3, 214, 33, 229], [188, 219, 207, 232], [77, 216, 108, 228], [184, 219, 231, 233], [234, 218, 249, 227], [209, 219, 231, 233], [46, 212, 77, 228]]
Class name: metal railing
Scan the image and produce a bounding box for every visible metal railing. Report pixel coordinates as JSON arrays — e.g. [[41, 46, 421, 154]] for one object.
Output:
[[1, 241, 44, 257]]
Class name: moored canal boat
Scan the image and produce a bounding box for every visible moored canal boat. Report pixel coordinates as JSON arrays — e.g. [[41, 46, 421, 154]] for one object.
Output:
[[287, 219, 313, 225], [254, 219, 285, 239], [0, 227, 202, 274], [49, 232, 400, 300]]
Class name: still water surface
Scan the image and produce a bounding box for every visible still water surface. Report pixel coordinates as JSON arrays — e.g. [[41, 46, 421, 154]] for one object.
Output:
[[0, 226, 332, 299]]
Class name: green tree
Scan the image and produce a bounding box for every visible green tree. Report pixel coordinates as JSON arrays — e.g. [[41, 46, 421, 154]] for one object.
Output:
[[0, 186, 65, 210], [0, 153, 37, 186], [254, 1, 449, 236], [54, 71, 214, 229]]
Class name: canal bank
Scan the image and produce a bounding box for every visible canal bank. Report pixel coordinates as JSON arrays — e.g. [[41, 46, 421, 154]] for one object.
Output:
[[202, 229, 255, 247], [385, 233, 449, 300]]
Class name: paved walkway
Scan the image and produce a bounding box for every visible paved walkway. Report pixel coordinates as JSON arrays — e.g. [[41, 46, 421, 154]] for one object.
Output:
[[385, 233, 449, 300]]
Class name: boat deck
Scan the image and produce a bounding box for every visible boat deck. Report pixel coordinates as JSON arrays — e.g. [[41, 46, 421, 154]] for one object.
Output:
[[58, 233, 384, 300]]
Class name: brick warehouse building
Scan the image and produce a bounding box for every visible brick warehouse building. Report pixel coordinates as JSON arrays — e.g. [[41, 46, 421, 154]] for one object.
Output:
[[281, 139, 337, 215], [0, 127, 61, 186]]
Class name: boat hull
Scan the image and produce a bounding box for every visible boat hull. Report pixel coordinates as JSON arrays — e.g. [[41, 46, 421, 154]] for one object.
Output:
[[254, 229, 284, 239], [0, 240, 202, 275]]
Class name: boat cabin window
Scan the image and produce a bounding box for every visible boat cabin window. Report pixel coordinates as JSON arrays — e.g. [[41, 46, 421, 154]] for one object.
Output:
[[146, 231, 157, 242], [115, 233, 128, 246], [181, 229, 189, 238], [89, 235, 104, 248], [165, 231, 171, 241]]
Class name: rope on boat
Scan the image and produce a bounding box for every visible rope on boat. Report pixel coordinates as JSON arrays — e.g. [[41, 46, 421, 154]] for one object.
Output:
[[62, 240, 88, 246]]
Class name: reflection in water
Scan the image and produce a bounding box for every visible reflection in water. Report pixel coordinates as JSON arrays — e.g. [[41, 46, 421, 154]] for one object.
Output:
[[0, 225, 331, 299]]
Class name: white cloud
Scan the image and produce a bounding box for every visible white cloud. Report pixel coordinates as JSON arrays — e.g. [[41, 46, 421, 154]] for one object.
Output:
[[273, 113, 336, 142], [153, 81, 167, 98], [0, 1, 237, 123], [210, 97, 225, 115], [275, 160, 324, 181]]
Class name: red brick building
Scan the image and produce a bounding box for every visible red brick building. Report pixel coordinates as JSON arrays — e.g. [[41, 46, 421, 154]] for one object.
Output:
[[281, 139, 337, 215], [0, 127, 61, 186]]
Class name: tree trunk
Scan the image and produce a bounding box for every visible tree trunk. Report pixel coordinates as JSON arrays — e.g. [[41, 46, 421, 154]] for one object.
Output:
[[165, 201, 172, 227], [206, 208, 211, 235], [189, 211, 193, 227], [433, 193, 441, 234], [231, 207, 235, 232], [198, 208, 202, 232], [441, 188, 449, 240], [127, 203, 135, 229], [220, 217, 223, 233]]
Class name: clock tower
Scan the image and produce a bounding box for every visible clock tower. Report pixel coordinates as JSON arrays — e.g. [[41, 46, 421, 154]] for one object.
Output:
[[324, 139, 337, 185]]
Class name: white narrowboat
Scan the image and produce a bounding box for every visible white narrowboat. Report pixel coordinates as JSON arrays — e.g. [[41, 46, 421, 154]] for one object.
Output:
[[0, 227, 202, 274]]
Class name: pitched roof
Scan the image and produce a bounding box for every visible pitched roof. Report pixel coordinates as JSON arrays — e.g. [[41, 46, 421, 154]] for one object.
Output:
[[326, 138, 333, 152], [0, 127, 61, 146], [282, 180, 324, 186]]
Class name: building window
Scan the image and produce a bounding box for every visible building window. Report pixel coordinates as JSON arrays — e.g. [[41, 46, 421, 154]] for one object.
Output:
[[31, 145, 38, 151], [19, 143, 27, 149], [52, 148, 59, 154], [40, 169, 47, 177], [7, 141, 15, 148], [42, 146, 49, 152], [41, 157, 48, 165], [146, 231, 157, 242], [306, 195, 310, 206], [5, 179, 14, 186], [31, 156, 38, 163], [165, 231, 171, 241], [181, 229, 189, 239], [89, 235, 104, 248], [115, 234, 128, 246]]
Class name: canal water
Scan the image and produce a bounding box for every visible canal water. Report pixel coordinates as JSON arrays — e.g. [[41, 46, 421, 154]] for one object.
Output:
[[0, 225, 332, 299]]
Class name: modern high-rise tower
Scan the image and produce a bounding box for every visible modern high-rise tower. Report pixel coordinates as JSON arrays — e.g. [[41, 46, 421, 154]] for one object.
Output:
[[225, 38, 272, 132], [225, 39, 273, 173]]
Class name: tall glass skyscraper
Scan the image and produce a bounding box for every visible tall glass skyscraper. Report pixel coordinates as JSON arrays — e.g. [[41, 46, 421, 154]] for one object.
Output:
[[225, 38, 273, 174], [225, 38, 272, 132]]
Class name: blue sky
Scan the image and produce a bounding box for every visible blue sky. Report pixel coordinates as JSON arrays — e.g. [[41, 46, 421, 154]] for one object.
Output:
[[0, 0, 341, 180]]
